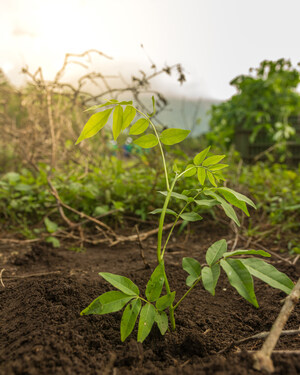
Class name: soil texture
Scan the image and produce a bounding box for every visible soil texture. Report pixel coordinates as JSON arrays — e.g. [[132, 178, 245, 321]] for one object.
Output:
[[0, 223, 299, 374]]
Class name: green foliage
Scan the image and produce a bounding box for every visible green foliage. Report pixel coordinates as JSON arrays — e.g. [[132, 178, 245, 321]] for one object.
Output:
[[208, 59, 300, 150], [237, 162, 300, 238], [78, 98, 294, 343]]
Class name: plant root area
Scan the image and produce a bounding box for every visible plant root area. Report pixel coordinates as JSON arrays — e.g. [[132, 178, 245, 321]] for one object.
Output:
[[0, 224, 299, 375]]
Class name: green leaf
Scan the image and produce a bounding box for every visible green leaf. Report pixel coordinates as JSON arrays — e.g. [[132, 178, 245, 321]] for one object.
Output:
[[220, 258, 258, 307], [149, 208, 177, 216], [194, 199, 218, 208], [185, 275, 198, 287], [203, 190, 240, 226], [121, 298, 142, 341], [147, 96, 156, 117], [217, 188, 249, 215], [145, 264, 164, 302], [209, 164, 229, 171], [193, 146, 211, 165], [187, 275, 198, 287], [99, 272, 139, 296], [184, 164, 197, 177], [122, 106, 136, 130], [223, 250, 271, 258], [197, 167, 206, 185], [44, 217, 58, 233], [202, 155, 225, 167], [80, 291, 133, 315], [207, 170, 217, 187], [137, 303, 156, 342], [206, 239, 227, 266], [112, 105, 123, 140], [45, 236, 60, 248], [217, 187, 256, 210], [160, 128, 190, 145], [129, 118, 149, 135], [182, 257, 201, 278], [158, 191, 189, 202], [156, 291, 176, 311], [241, 258, 294, 295], [76, 108, 113, 144], [180, 212, 202, 222], [154, 310, 168, 335], [133, 134, 158, 148], [201, 264, 220, 296]]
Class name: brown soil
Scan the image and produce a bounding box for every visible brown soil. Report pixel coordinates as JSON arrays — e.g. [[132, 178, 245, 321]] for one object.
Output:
[[0, 223, 299, 375]]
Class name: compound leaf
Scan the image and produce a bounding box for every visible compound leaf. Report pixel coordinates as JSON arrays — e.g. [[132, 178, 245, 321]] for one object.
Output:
[[207, 170, 217, 187], [197, 167, 206, 185], [223, 250, 270, 258], [76, 108, 113, 144], [80, 291, 133, 315], [180, 212, 202, 222], [155, 310, 168, 335], [204, 190, 240, 226], [220, 258, 258, 307], [133, 134, 158, 148], [160, 128, 190, 145], [201, 264, 220, 296], [202, 155, 225, 167], [112, 105, 123, 140], [129, 118, 149, 135], [241, 258, 294, 295], [217, 187, 256, 210], [145, 264, 164, 302], [194, 199, 218, 208], [99, 272, 139, 296], [137, 303, 156, 342], [182, 257, 201, 278], [193, 146, 211, 165], [184, 164, 197, 177], [156, 291, 176, 311], [209, 164, 229, 171], [122, 106, 136, 130], [206, 239, 227, 266], [121, 298, 142, 341]]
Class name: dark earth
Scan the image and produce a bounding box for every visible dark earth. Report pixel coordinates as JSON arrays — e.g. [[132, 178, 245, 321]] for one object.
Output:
[[0, 221, 299, 374]]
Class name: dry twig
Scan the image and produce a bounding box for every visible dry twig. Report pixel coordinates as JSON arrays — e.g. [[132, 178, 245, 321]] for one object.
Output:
[[253, 278, 300, 373], [0, 269, 5, 288], [218, 329, 300, 354], [135, 225, 150, 269]]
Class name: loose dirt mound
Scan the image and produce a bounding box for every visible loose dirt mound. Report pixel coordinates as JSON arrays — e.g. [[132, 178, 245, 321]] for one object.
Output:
[[0, 228, 299, 374]]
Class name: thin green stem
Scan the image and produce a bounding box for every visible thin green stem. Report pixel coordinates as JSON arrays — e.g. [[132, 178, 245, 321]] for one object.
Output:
[[161, 190, 203, 259], [173, 276, 202, 310], [156, 178, 176, 261], [136, 109, 170, 191]]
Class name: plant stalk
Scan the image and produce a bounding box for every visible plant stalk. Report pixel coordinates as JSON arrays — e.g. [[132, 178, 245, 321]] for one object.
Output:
[[174, 276, 202, 310]]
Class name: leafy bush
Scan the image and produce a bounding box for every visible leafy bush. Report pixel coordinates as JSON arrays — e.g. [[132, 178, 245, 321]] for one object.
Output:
[[207, 59, 300, 151]]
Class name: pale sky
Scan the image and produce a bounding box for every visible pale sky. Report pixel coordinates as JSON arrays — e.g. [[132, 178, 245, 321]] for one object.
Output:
[[1, 0, 300, 100]]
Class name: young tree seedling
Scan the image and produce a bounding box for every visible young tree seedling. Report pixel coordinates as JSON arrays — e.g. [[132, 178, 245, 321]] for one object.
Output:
[[76, 97, 295, 342]]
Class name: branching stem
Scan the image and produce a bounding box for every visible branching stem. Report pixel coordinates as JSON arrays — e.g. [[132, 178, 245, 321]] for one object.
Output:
[[174, 276, 202, 310]]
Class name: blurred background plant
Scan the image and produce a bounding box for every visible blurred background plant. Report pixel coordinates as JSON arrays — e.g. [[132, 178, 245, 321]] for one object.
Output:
[[0, 54, 299, 255], [207, 59, 300, 163]]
